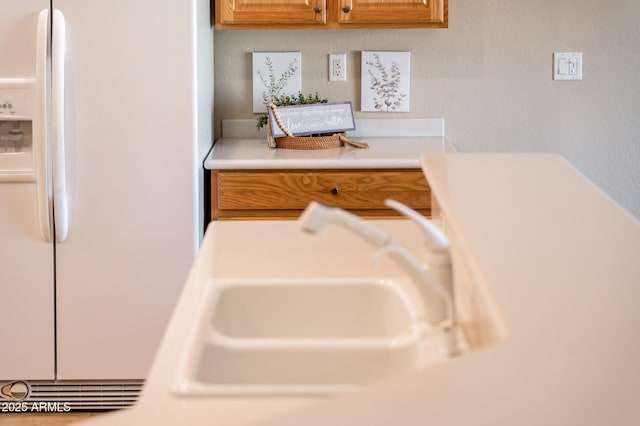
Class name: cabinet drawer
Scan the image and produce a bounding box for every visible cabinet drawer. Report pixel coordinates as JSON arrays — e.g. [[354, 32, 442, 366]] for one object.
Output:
[[212, 169, 430, 220]]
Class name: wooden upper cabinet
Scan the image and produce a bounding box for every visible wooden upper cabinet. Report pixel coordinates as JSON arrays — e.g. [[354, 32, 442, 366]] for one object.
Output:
[[217, 0, 327, 27], [215, 0, 447, 29], [339, 0, 445, 26]]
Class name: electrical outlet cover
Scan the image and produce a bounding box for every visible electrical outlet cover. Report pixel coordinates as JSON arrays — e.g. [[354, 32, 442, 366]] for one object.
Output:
[[329, 54, 347, 82]]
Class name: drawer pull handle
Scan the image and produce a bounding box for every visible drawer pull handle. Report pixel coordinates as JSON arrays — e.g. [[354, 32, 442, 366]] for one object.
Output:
[[342, 6, 351, 13], [331, 187, 340, 195], [314, 6, 322, 13]]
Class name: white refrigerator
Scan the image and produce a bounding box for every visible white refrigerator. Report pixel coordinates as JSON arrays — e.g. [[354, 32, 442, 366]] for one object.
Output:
[[0, 0, 212, 408]]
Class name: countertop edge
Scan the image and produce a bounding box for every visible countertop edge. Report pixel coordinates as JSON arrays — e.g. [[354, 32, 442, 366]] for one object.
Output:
[[204, 137, 454, 170], [205, 159, 424, 170]]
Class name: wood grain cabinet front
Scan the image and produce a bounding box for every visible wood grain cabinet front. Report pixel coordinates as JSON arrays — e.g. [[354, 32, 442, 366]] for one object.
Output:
[[215, 0, 447, 29], [211, 169, 431, 220], [216, 0, 327, 27]]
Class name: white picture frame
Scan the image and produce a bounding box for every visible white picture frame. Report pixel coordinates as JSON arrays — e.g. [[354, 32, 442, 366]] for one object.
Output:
[[252, 52, 302, 113], [361, 51, 411, 112]]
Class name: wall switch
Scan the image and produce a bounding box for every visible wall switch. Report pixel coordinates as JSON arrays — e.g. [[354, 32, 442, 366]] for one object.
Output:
[[329, 54, 347, 82], [554, 52, 582, 80]]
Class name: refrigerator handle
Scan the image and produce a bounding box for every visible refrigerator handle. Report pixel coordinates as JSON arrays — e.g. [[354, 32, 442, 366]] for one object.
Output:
[[52, 10, 69, 243], [35, 8, 53, 243]]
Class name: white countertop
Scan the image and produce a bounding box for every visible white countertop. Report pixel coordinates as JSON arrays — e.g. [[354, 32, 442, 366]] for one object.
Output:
[[204, 137, 454, 170], [78, 153, 640, 426], [76, 220, 429, 425], [251, 153, 640, 426]]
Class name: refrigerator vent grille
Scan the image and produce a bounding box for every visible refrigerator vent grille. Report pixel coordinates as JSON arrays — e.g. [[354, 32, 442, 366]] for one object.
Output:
[[8, 381, 143, 411]]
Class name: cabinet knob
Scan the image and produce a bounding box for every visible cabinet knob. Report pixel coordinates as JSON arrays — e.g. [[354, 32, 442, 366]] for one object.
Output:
[[314, 6, 322, 13], [342, 5, 351, 13], [331, 187, 340, 195]]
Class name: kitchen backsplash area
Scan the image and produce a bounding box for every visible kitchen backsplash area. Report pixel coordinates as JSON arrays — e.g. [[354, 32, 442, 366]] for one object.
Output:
[[213, 0, 640, 220]]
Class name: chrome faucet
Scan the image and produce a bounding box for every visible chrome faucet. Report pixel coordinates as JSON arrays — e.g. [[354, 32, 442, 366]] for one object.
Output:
[[298, 200, 456, 344]]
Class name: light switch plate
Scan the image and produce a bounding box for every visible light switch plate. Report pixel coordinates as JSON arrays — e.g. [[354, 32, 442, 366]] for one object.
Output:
[[554, 52, 582, 80]]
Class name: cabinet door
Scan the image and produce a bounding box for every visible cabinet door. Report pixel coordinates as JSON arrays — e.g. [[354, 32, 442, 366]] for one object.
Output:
[[338, 0, 446, 27], [217, 0, 326, 27], [54, 0, 198, 380]]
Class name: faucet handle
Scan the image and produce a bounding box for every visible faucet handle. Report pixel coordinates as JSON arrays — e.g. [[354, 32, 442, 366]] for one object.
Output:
[[373, 241, 454, 330], [385, 199, 449, 252]]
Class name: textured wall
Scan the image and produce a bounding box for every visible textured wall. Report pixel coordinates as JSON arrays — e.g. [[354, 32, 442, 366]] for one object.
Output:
[[214, 0, 640, 219]]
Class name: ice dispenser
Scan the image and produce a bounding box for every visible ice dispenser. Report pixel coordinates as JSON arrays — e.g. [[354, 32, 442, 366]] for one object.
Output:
[[0, 79, 35, 181]]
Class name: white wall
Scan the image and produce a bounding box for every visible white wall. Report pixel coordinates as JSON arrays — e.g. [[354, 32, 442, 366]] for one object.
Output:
[[213, 0, 640, 219]]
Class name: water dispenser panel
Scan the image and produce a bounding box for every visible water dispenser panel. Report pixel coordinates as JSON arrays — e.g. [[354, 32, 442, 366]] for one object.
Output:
[[0, 79, 35, 182]]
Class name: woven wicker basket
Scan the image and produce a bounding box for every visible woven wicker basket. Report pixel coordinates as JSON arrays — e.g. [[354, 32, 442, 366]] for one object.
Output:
[[266, 107, 368, 150], [273, 133, 344, 150]]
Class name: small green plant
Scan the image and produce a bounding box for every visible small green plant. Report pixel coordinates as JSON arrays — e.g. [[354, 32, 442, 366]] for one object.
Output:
[[256, 92, 328, 130]]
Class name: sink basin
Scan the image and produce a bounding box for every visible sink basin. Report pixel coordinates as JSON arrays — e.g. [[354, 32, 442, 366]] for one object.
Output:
[[173, 278, 425, 396], [211, 279, 417, 339]]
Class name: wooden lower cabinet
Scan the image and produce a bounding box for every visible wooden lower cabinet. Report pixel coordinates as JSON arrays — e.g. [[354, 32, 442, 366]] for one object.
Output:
[[211, 169, 430, 220]]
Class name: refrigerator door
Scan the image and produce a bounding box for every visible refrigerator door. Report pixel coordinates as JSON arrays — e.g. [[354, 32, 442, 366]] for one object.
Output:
[[0, 184, 54, 380], [0, 1, 54, 380], [53, 0, 199, 379]]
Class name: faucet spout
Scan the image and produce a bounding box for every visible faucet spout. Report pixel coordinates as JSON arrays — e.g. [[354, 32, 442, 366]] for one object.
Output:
[[298, 201, 390, 247]]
